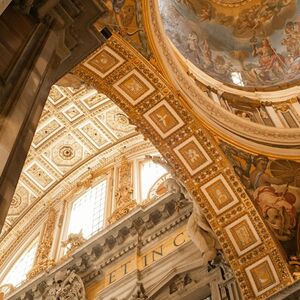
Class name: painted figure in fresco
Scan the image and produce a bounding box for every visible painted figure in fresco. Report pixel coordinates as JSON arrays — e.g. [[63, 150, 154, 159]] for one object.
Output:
[[252, 39, 286, 81], [220, 142, 299, 244], [234, 0, 293, 37], [200, 39, 213, 69], [281, 21, 300, 78], [214, 55, 232, 76], [250, 155, 296, 241], [102, 0, 141, 38], [187, 32, 199, 52], [102, 0, 125, 29], [198, 39, 232, 77], [282, 22, 300, 62], [197, 6, 212, 22], [187, 33, 216, 70], [175, 0, 194, 10]]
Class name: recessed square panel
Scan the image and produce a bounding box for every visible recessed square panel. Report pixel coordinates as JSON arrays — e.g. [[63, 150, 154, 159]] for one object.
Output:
[[32, 118, 64, 148], [80, 92, 108, 110], [78, 121, 110, 149], [84, 46, 125, 78], [48, 86, 65, 104], [174, 136, 212, 175], [24, 161, 55, 190], [246, 256, 279, 296], [113, 69, 155, 105], [225, 215, 262, 256], [62, 103, 83, 122], [144, 100, 184, 138], [201, 174, 239, 215]]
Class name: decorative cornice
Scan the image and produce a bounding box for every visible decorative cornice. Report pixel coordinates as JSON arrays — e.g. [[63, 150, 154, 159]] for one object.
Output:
[[5, 192, 191, 299]]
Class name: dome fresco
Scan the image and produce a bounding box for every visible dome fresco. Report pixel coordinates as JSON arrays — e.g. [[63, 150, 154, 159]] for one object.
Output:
[[158, 0, 300, 90]]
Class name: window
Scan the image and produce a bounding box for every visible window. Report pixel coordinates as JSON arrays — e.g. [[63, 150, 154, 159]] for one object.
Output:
[[67, 180, 107, 239], [140, 161, 167, 200], [231, 71, 244, 87], [1, 239, 38, 287]]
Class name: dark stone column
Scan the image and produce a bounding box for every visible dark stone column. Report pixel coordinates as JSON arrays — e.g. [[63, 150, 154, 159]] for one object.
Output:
[[0, 0, 107, 232]]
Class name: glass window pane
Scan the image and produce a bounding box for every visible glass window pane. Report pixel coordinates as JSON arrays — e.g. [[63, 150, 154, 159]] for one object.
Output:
[[141, 161, 167, 200], [67, 180, 107, 239], [1, 239, 38, 287]]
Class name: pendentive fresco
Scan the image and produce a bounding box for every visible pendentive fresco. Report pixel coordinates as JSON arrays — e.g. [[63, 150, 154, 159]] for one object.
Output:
[[221, 141, 300, 272]]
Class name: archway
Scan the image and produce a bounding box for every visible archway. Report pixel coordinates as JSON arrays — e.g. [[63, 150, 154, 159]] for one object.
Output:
[[73, 33, 293, 299]]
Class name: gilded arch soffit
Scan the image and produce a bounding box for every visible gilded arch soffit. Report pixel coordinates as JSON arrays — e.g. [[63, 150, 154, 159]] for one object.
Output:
[[142, 0, 300, 153], [73, 34, 293, 299]]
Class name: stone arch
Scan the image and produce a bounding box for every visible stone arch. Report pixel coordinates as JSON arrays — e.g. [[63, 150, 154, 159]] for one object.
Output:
[[73, 34, 292, 299]]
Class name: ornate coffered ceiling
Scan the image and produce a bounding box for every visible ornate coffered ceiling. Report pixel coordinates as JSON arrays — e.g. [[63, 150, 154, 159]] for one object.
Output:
[[1, 1, 299, 298], [1, 83, 148, 237]]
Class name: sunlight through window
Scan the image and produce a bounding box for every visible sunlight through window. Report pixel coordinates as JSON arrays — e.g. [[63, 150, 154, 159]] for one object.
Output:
[[67, 180, 107, 239], [1, 239, 38, 287], [231, 71, 244, 86], [141, 161, 167, 200]]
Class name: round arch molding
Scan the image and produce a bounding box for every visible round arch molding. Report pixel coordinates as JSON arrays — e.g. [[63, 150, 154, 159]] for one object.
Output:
[[142, 0, 300, 158], [73, 34, 293, 299]]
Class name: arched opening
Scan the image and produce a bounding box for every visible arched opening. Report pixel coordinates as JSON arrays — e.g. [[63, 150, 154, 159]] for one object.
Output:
[[0, 1, 298, 299]]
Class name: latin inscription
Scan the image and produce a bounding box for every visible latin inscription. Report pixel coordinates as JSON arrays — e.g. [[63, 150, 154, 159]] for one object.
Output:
[[105, 229, 189, 285]]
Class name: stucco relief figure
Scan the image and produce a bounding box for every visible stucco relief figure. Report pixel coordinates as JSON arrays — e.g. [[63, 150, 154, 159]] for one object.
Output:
[[163, 177, 181, 194], [44, 270, 86, 300], [147, 154, 220, 263], [250, 156, 296, 241], [187, 200, 221, 265], [61, 231, 86, 254]]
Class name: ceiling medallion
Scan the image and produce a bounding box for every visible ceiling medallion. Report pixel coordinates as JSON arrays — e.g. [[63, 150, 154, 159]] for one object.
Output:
[[59, 145, 75, 160], [11, 195, 21, 208], [115, 113, 129, 126], [211, 0, 253, 6]]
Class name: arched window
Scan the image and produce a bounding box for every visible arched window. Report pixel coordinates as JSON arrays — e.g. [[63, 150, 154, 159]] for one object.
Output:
[[140, 160, 167, 200], [67, 179, 107, 239], [1, 238, 38, 287]]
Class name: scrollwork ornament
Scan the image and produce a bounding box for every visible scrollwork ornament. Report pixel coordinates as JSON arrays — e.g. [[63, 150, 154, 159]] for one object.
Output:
[[27, 207, 57, 279], [43, 270, 86, 300]]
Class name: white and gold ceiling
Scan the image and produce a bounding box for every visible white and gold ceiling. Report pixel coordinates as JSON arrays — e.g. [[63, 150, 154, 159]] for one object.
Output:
[[1, 84, 151, 236]]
